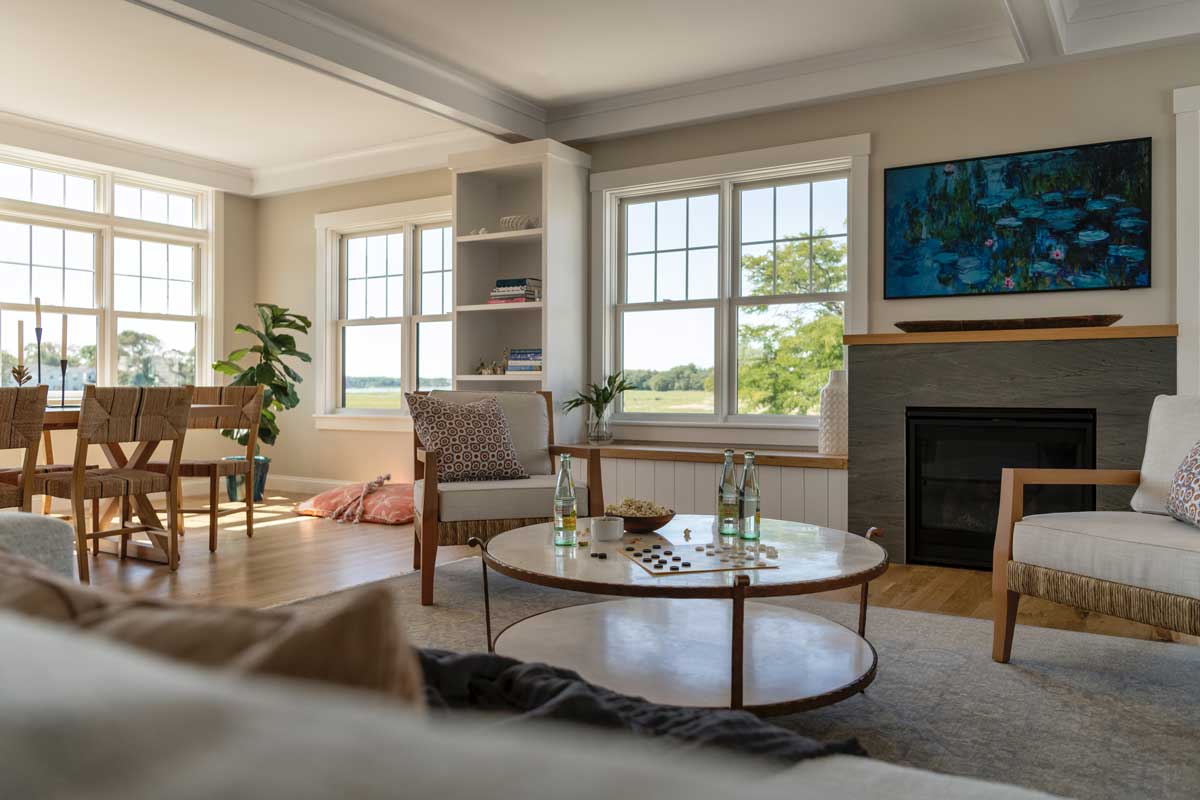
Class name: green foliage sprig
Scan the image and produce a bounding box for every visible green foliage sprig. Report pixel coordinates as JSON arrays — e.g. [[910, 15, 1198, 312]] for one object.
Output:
[[213, 303, 312, 450], [563, 372, 632, 418]]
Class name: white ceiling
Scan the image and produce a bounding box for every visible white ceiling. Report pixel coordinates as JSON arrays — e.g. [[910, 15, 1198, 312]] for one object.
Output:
[[1, 0, 1197, 195], [300, 0, 1010, 107], [0, 0, 487, 191]]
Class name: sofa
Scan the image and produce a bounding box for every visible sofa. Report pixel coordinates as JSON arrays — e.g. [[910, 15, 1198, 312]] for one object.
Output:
[[993, 394, 1200, 661], [0, 512, 1053, 798]]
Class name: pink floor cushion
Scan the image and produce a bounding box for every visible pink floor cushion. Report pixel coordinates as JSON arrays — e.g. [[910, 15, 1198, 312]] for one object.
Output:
[[296, 480, 414, 525]]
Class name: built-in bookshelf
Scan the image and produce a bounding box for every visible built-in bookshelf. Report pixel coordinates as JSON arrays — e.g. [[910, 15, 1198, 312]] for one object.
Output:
[[449, 139, 591, 441]]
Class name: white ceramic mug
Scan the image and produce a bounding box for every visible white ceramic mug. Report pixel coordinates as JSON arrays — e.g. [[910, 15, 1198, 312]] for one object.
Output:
[[591, 516, 625, 541]]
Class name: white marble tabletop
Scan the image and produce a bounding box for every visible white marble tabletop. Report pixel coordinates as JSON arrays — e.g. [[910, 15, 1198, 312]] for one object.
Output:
[[484, 514, 888, 598]]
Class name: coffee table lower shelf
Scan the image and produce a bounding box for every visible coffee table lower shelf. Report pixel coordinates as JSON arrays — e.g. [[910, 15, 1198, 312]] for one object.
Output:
[[493, 598, 877, 715]]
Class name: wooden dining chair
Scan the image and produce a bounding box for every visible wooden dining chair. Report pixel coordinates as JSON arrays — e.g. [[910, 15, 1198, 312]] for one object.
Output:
[[33, 385, 193, 583], [147, 385, 263, 552], [0, 386, 49, 512]]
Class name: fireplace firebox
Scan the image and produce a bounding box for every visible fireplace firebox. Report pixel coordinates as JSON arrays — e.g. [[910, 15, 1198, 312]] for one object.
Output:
[[906, 407, 1096, 569]]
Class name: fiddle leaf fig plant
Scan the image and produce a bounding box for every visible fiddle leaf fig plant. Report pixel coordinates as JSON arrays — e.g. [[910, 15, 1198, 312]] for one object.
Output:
[[562, 372, 632, 418], [213, 303, 312, 450]]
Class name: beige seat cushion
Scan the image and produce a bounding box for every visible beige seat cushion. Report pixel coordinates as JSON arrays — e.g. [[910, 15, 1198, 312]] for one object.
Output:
[[1131, 394, 1200, 515], [0, 549, 424, 707], [1012, 511, 1200, 599], [33, 467, 170, 499], [415, 474, 589, 522], [430, 389, 552, 475]]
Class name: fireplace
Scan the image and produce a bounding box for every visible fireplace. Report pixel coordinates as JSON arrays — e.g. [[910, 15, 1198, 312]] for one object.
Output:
[[905, 407, 1097, 569]]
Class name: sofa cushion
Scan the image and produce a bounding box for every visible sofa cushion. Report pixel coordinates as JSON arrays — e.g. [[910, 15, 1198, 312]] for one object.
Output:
[[415, 474, 589, 522], [1131, 395, 1200, 515], [1012, 511, 1200, 599], [0, 549, 425, 705], [430, 389, 552, 475], [0, 611, 1052, 800]]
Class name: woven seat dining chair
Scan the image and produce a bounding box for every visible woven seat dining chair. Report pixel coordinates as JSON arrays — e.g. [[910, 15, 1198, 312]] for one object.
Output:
[[0, 386, 49, 512], [146, 385, 264, 552], [33, 385, 193, 583]]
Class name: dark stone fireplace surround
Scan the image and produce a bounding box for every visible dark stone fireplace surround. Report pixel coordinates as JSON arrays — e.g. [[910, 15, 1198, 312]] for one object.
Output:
[[847, 335, 1176, 564]]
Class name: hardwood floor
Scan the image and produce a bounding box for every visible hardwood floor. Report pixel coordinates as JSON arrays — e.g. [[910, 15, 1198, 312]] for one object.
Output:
[[89, 492, 1195, 645]]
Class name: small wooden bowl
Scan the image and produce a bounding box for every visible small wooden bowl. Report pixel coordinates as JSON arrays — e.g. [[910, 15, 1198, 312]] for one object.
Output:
[[615, 511, 675, 533]]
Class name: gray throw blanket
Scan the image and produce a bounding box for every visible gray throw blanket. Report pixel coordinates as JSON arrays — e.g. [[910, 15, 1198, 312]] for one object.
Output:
[[418, 649, 865, 764]]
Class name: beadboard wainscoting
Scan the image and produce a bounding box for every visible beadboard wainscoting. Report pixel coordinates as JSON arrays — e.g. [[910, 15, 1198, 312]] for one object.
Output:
[[570, 457, 849, 529]]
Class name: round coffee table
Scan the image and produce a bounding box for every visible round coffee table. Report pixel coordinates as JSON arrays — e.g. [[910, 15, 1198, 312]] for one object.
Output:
[[468, 514, 888, 715]]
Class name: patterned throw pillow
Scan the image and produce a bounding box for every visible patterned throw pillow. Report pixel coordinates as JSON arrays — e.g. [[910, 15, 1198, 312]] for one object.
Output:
[[1166, 441, 1200, 527], [405, 393, 528, 483]]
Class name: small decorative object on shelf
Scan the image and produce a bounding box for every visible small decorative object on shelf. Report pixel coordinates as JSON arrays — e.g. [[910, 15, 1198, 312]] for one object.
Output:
[[818, 369, 849, 456], [499, 214, 538, 231], [474, 358, 508, 375], [562, 372, 629, 443]]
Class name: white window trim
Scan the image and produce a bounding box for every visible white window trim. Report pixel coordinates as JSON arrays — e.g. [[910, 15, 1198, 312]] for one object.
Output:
[[0, 148, 216, 396], [590, 134, 869, 442], [312, 195, 452, 432], [1175, 85, 1200, 394]]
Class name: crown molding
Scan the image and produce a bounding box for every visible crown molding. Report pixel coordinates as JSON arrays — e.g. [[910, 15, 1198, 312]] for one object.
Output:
[[548, 24, 1024, 141], [251, 129, 493, 196], [1045, 0, 1200, 54], [131, 0, 546, 141], [0, 109, 252, 193]]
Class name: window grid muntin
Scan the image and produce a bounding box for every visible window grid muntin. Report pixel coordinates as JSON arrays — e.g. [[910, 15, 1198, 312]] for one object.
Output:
[[112, 180, 201, 228], [623, 191, 719, 304], [334, 219, 452, 413], [614, 170, 849, 423], [0, 157, 99, 212]]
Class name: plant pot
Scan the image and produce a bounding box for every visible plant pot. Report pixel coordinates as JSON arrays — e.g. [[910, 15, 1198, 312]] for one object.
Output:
[[587, 405, 614, 444], [224, 455, 271, 502]]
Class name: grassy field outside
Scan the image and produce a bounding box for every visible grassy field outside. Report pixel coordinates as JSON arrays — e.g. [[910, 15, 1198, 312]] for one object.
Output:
[[621, 389, 713, 414], [344, 390, 404, 409]]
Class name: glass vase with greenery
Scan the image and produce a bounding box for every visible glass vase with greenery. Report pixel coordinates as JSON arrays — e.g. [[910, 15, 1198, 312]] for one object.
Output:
[[212, 303, 312, 500], [563, 373, 631, 443]]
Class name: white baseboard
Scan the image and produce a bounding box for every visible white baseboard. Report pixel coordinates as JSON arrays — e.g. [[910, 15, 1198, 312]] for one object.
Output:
[[265, 473, 352, 495]]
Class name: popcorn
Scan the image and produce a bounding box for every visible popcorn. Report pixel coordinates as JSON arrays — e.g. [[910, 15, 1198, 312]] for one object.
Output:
[[605, 498, 670, 517]]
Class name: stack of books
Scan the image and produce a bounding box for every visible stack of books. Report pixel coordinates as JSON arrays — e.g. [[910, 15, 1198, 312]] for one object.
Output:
[[507, 348, 542, 373], [488, 277, 541, 304]]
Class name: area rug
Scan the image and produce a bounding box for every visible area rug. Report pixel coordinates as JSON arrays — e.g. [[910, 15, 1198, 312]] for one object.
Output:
[[294, 558, 1200, 800]]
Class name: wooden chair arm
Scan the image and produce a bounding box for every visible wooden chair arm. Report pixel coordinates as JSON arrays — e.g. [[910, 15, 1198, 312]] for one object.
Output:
[[548, 444, 594, 459], [992, 468, 1141, 593]]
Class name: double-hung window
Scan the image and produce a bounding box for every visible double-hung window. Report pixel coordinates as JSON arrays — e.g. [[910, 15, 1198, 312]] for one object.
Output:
[[611, 154, 857, 427], [0, 152, 210, 398], [330, 211, 453, 414]]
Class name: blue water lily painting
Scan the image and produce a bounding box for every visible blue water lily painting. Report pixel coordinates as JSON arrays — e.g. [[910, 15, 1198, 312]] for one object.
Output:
[[884, 138, 1151, 299]]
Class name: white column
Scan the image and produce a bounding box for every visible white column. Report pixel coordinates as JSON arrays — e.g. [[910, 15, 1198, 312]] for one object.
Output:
[[1175, 86, 1200, 394]]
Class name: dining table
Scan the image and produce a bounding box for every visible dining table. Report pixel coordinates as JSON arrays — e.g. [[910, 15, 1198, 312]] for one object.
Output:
[[40, 403, 239, 565]]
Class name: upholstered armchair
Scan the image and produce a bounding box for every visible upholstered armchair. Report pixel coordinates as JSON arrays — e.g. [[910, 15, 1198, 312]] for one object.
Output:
[[412, 390, 603, 605], [993, 395, 1200, 662]]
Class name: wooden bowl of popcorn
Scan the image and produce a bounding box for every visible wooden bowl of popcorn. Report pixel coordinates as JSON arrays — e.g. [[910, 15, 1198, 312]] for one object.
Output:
[[604, 498, 675, 533]]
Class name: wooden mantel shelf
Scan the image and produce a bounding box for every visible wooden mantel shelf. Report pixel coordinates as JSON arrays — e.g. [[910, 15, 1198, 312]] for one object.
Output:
[[843, 324, 1178, 347], [581, 441, 847, 470]]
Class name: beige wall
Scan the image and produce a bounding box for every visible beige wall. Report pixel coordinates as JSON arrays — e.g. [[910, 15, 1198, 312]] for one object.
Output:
[[577, 41, 1200, 333], [254, 170, 450, 485]]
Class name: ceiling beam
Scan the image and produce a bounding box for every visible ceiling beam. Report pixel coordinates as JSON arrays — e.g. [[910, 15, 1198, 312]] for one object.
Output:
[[130, 0, 547, 141]]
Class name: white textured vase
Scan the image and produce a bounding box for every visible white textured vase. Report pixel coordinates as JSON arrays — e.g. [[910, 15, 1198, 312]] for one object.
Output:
[[818, 369, 848, 456]]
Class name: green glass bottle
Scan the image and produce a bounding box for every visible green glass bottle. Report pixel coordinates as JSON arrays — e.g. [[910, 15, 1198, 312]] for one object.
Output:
[[740, 451, 760, 539], [718, 449, 740, 536], [554, 454, 577, 546]]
